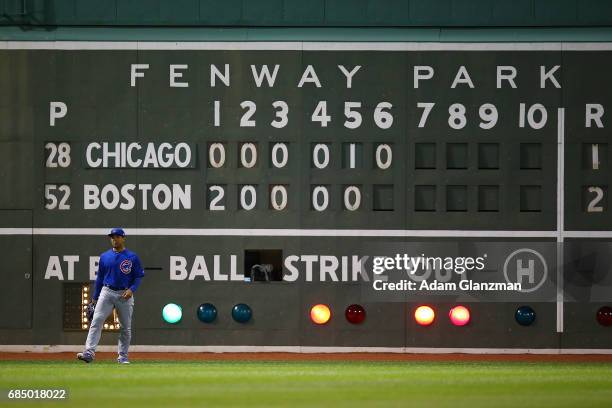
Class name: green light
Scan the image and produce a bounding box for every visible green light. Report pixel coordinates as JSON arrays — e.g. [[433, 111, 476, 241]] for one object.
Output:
[[162, 303, 182, 324]]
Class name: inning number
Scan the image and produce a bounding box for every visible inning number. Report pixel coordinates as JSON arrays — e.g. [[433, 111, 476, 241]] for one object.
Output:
[[240, 101, 256, 127], [448, 104, 467, 129]]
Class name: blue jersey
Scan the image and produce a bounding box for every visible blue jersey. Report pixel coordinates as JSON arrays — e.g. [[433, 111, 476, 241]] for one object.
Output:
[[93, 248, 145, 300]]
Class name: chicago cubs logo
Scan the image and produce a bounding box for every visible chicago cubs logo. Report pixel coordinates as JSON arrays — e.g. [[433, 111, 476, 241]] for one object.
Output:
[[120, 259, 133, 274]]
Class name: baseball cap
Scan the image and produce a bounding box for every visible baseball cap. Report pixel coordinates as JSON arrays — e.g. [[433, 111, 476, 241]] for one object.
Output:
[[107, 227, 126, 237]]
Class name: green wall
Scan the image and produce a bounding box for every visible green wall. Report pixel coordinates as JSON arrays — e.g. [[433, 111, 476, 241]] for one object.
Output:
[[2, 0, 612, 28]]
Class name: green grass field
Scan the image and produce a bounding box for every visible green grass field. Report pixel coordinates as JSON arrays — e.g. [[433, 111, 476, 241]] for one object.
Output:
[[1, 360, 611, 407]]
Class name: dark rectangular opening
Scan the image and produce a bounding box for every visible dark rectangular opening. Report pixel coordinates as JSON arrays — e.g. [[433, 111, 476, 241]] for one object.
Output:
[[446, 143, 468, 169], [520, 143, 542, 169], [478, 143, 499, 169], [446, 185, 467, 212], [373, 184, 394, 211], [415, 143, 436, 169], [244, 250, 283, 281], [520, 185, 542, 212], [415, 185, 436, 212], [478, 185, 500, 212]]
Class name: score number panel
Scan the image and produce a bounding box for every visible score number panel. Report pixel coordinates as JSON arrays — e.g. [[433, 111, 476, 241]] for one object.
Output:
[[36, 49, 612, 231]]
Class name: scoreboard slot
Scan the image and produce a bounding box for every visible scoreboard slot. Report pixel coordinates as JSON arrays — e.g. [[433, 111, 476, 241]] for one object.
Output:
[[446, 143, 468, 169], [415, 185, 437, 212], [478, 186, 500, 212], [519, 186, 543, 213], [414, 143, 437, 169], [582, 143, 607, 170], [244, 249, 283, 282], [477, 143, 500, 170], [446, 185, 468, 212], [373, 185, 394, 211], [520, 143, 543, 170]]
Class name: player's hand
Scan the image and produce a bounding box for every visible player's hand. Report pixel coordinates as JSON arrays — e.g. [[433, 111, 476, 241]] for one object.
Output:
[[121, 289, 133, 299]]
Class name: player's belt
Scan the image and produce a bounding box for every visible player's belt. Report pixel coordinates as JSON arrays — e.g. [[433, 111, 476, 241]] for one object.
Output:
[[104, 284, 127, 291]]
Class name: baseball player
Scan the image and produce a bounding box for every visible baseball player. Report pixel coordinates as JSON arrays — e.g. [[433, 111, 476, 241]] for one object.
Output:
[[77, 228, 145, 364]]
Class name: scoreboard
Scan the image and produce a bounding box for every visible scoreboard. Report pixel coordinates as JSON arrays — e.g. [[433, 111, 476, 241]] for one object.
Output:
[[0, 42, 611, 350]]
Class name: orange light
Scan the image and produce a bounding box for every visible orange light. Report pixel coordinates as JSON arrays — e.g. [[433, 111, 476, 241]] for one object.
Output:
[[449, 305, 470, 326], [310, 304, 331, 325], [414, 305, 435, 326]]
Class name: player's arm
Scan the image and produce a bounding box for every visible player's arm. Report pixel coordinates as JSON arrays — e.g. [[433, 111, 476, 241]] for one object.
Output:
[[92, 257, 106, 302], [128, 255, 145, 293]]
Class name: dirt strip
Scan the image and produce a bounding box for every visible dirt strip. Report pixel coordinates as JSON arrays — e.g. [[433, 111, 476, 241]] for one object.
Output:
[[1, 352, 612, 363]]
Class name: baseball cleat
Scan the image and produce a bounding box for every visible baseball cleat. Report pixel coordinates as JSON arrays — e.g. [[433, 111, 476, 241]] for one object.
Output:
[[117, 356, 130, 364], [77, 352, 93, 363]]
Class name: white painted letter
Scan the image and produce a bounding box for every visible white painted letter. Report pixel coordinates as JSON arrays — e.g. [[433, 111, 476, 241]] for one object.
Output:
[[540, 65, 561, 89], [251, 65, 279, 87], [49, 102, 67, 126], [45, 256, 63, 280], [298, 65, 321, 88], [586, 104, 604, 128], [414, 66, 434, 89], [451, 66, 475, 88], [338, 65, 361, 88], [63, 255, 79, 281], [210, 64, 230, 87], [170, 64, 189, 87], [130, 64, 149, 87], [497, 66, 517, 88], [170, 256, 188, 280]]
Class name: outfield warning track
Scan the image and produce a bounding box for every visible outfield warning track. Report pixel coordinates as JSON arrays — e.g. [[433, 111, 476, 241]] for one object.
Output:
[[2, 352, 612, 363]]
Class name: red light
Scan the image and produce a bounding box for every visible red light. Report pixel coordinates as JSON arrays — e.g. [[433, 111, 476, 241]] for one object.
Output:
[[449, 306, 470, 326], [345, 304, 366, 324], [414, 305, 435, 326], [597, 306, 612, 326], [310, 304, 331, 325]]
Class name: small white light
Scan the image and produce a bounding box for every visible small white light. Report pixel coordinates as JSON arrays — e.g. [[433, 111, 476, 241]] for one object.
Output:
[[82, 324, 88, 329], [82, 318, 87, 323], [109, 325, 114, 329], [83, 293, 88, 298], [83, 287, 88, 292], [104, 324, 108, 329], [82, 300, 88, 305]]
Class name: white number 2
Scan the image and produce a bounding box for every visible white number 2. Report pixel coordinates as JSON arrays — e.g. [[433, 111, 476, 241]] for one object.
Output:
[[240, 101, 256, 127], [587, 187, 604, 213]]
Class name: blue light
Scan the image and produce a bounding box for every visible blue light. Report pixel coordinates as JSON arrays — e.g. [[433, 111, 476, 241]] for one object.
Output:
[[515, 305, 536, 326]]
